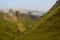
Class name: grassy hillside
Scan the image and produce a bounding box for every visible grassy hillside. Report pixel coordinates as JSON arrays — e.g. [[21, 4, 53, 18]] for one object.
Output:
[[0, 13, 26, 32], [0, 1, 60, 40], [17, 5, 60, 40], [0, 12, 26, 40], [0, 19, 24, 40]]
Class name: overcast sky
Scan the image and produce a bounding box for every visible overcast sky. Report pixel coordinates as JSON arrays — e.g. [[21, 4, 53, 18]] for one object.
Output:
[[0, 0, 56, 12]]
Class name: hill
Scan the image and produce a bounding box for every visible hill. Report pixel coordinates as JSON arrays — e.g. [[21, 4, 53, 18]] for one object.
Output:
[[0, 0, 60, 40], [17, 1, 60, 40], [0, 12, 26, 40]]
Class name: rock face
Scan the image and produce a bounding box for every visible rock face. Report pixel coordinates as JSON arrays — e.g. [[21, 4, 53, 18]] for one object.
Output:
[[3, 13, 18, 23]]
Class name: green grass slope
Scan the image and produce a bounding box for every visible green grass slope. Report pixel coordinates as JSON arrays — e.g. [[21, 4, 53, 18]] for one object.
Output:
[[0, 19, 24, 40], [0, 12, 26, 40], [17, 6, 60, 40]]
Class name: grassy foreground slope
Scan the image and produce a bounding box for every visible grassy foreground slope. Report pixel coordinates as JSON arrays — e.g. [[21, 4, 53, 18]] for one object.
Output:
[[17, 6, 60, 40], [0, 19, 24, 40], [0, 13, 26, 40]]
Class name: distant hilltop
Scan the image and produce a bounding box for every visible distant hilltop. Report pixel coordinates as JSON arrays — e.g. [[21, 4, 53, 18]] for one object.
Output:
[[0, 8, 45, 16]]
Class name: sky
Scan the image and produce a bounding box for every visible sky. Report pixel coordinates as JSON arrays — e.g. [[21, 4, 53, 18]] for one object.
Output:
[[0, 0, 56, 12]]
